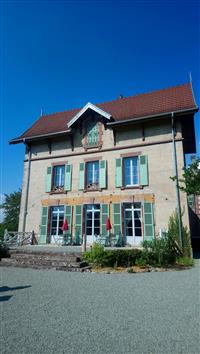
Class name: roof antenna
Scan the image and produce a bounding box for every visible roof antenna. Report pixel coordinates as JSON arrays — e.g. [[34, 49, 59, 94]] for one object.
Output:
[[189, 71, 192, 83], [40, 108, 43, 116]]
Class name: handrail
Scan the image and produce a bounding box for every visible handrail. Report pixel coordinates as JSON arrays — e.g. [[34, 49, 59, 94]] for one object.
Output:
[[3, 230, 38, 247]]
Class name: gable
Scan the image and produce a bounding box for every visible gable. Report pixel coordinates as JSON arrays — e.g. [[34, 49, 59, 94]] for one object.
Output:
[[67, 102, 111, 128]]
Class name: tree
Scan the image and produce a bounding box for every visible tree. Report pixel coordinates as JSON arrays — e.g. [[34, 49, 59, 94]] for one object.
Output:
[[0, 190, 21, 240], [171, 158, 200, 195]]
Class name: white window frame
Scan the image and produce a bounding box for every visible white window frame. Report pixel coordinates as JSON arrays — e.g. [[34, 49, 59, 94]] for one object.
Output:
[[124, 157, 139, 187], [124, 203, 143, 240], [50, 206, 64, 237], [86, 161, 99, 189], [85, 204, 100, 242], [53, 165, 65, 190]]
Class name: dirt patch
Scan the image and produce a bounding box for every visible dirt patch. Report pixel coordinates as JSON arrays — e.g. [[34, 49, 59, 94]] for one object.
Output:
[[91, 265, 193, 273]]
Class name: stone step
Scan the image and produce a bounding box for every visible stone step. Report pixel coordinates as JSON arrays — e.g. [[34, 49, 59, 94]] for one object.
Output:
[[1, 258, 69, 267], [0, 250, 90, 271], [10, 250, 82, 258], [0, 258, 91, 271], [10, 254, 79, 262]]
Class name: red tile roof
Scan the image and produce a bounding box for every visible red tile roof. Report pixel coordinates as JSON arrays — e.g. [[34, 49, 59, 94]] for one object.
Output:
[[12, 83, 197, 142]]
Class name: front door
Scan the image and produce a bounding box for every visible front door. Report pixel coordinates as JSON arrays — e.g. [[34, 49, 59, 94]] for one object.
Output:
[[50, 206, 64, 244], [124, 203, 143, 246], [85, 204, 100, 244]]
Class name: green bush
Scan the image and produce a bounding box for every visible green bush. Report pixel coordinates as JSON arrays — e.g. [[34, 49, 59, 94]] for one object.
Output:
[[167, 210, 192, 258], [140, 210, 193, 267], [176, 256, 194, 267], [142, 237, 178, 266], [83, 243, 143, 267], [135, 257, 148, 267]]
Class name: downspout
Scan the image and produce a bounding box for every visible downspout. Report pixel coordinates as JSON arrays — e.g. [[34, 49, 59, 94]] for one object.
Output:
[[22, 139, 31, 232], [171, 112, 183, 246]]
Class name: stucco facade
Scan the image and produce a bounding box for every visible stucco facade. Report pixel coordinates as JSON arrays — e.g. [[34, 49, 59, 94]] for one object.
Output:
[[11, 83, 197, 246], [18, 117, 189, 243]]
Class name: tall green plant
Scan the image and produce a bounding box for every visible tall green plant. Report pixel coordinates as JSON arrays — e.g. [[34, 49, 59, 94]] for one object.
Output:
[[167, 210, 192, 258]]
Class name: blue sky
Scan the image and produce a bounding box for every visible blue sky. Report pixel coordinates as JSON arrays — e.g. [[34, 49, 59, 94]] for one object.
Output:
[[0, 0, 199, 198]]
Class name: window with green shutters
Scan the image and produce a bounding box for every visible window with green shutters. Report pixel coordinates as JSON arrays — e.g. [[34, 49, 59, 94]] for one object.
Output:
[[46, 164, 72, 193], [112, 203, 122, 236], [39, 206, 48, 244], [101, 204, 109, 236], [115, 155, 149, 188], [143, 202, 155, 240], [79, 160, 107, 191]]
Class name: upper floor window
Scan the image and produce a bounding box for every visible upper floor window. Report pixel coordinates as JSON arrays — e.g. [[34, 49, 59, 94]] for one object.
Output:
[[124, 157, 139, 186], [86, 161, 99, 189], [52, 165, 65, 191], [45, 163, 72, 193], [87, 121, 99, 146]]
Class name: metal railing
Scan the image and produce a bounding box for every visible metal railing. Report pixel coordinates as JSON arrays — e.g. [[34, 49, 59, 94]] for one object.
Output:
[[3, 230, 38, 247]]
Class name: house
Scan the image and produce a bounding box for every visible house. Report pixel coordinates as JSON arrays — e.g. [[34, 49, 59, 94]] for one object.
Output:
[[10, 83, 198, 246]]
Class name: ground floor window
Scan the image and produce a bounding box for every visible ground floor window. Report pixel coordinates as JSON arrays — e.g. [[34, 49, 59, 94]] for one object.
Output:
[[124, 203, 142, 241], [85, 204, 100, 237], [50, 206, 64, 237]]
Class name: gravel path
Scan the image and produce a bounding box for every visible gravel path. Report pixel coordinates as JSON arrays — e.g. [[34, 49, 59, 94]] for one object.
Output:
[[1, 262, 200, 354]]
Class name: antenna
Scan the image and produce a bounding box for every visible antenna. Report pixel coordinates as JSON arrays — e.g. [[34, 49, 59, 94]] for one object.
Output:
[[40, 108, 43, 116], [189, 72, 192, 83]]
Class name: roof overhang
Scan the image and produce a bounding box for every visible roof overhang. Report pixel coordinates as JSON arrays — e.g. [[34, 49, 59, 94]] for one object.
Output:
[[106, 107, 198, 127], [9, 129, 72, 145], [67, 102, 111, 128]]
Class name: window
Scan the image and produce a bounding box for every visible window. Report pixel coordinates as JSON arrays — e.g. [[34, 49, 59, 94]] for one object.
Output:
[[124, 203, 142, 239], [86, 161, 99, 189], [124, 157, 139, 186], [52, 165, 65, 192], [87, 121, 99, 146], [85, 204, 100, 238], [50, 206, 64, 237]]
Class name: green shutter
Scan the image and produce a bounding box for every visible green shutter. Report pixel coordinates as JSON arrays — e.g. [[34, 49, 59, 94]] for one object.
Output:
[[115, 158, 122, 187], [39, 206, 48, 244], [143, 202, 155, 240], [65, 205, 72, 239], [112, 203, 122, 236], [64, 164, 72, 191], [99, 160, 107, 189], [45, 166, 52, 192], [101, 204, 109, 236], [139, 155, 148, 186], [78, 163, 85, 190], [74, 205, 83, 244]]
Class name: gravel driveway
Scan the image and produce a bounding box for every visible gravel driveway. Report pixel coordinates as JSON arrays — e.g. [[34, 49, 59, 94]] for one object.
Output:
[[1, 262, 200, 354]]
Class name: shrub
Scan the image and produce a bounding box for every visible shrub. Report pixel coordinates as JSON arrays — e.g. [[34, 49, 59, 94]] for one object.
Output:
[[83, 243, 143, 267], [167, 210, 192, 258], [176, 256, 194, 267], [142, 237, 178, 266], [135, 257, 148, 267]]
